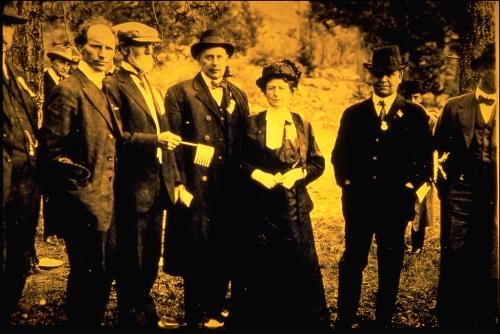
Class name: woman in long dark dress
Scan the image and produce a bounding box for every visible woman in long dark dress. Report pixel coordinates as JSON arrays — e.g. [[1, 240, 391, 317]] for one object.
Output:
[[237, 60, 330, 332]]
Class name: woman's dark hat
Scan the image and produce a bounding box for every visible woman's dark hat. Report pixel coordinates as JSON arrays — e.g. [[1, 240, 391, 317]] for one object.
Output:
[[470, 43, 495, 71], [191, 29, 235, 59], [399, 80, 423, 98], [256, 59, 302, 90], [3, 3, 29, 24], [363, 45, 408, 72]]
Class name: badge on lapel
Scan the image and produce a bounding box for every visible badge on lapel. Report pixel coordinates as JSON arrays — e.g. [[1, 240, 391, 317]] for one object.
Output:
[[396, 109, 404, 118], [227, 98, 236, 115]]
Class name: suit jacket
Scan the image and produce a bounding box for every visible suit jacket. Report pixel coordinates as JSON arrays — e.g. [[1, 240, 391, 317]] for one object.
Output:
[[332, 94, 433, 220], [2, 61, 38, 203], [104, 67, 180, 212], [163, 72, 250, 275], [38, 69, 120, 231], [434, 92, 497, 194], [43, 70, 58, 100]]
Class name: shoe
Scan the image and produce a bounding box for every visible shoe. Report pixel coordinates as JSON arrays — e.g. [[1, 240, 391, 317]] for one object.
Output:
[[157, 319, 181, 329], [203, 318, 224, 329]]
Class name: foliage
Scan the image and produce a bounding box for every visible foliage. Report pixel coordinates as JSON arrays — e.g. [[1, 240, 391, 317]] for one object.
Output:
[[306, 1, 496, 95]]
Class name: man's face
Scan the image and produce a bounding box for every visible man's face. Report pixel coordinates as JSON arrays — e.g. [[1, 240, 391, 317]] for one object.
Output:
[[408, 93, 422, 104], [478, 67, 496, 94], [51, 58, 72, 78], [80, 24, 115, 72], [371, 69, 403, 98], [198, 47, 229, 80], [125, 42, 154, 73], [2, 24, 16, 53]]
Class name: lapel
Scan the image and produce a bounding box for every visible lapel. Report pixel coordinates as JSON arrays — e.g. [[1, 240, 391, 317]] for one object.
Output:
[[291, 112, 307, 166], [74, 69, 116, 133], [193, 73, 221, 118], [457, 93, 477, 148], [7, 62, 36, 127], [386, 95, 406, 120], [116, 68, 156, 123]]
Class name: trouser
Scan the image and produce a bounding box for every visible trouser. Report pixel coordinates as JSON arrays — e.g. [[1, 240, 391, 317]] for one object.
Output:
[[437, 167, 497, 329], [337, 189, 409, 327], [116, 176, 171, 328], [0, 158, 39, 326], [63, 201, 116, 330]]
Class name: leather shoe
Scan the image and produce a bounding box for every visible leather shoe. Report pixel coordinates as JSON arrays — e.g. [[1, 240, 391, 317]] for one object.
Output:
[[157, 319, 181, 329], [203, 318, 224, 329]]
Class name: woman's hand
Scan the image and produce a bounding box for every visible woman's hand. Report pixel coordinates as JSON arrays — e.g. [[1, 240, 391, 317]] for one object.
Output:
[[279, 167, 306, 189]]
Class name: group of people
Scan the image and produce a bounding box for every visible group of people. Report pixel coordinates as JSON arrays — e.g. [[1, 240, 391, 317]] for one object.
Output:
[[1, 3, 498, 333]]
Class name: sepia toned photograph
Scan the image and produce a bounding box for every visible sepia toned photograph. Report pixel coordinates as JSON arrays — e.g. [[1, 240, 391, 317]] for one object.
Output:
[[2, 1, 498, 333]]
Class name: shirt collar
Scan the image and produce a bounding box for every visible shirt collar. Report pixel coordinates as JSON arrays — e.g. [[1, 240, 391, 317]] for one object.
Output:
[[78, 61, 106, 89], [475, 86, 496, 101], [372, 93, 397, 110], [121, 61, 140, 76], [200, 71, 222, 90]]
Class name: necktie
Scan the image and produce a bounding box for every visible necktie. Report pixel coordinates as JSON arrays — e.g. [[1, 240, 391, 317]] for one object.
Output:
[[478, 95, 495, 106], [378, 100, 387, 121], [211, 80, 226, 90]]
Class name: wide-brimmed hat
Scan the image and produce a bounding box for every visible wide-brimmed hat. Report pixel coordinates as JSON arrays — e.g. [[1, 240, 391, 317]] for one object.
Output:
[[256, 59, 302, 90], [3, 3, 28, 24], [363, 45, 408, 72], [47, 45, 79, 63], [113, 21, 162, 44], [190, 29, 235, 59], [399, 80, 423, 98], [470, 43, 495, 71]]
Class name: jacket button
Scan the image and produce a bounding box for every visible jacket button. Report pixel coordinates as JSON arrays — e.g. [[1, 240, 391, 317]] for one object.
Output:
[[220, 116, 224, 121], [205, 115, 212, 121], [372, 156, 378, 160], [108, 133, 114, 139], [218, 156, 222, 160], [201, 175, 208, 182], [372, 175, 377, 180], [375, 137, 380, 142], [204, 135, 210, 141]]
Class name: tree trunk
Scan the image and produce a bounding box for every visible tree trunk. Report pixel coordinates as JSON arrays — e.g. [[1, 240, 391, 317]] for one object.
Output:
[[459, 1, 496, 94]]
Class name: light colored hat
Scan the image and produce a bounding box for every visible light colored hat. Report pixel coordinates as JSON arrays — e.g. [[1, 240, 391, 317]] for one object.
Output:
[[3, 3, 28, 24], [113, 21, 162, 44], [47, 45, 79, 63]]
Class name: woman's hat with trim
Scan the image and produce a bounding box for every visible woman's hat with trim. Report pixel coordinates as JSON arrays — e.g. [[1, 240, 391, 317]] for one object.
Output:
[[256, 59, 302, 90]]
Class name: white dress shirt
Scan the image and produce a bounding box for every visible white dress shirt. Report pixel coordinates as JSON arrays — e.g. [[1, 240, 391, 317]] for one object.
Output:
[[201, 71, 223, 106], [475, 86, 496, 123], [372, 93, 397, 117]]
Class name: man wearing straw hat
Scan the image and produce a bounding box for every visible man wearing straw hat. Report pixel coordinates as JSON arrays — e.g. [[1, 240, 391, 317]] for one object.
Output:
[[1, 3, 41, 326], [332, 45, 433, 329], [105, 21, 182, 329], [164, 28, 250, 330]]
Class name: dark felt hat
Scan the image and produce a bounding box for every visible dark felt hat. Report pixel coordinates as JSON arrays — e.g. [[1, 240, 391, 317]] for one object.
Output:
[[256, 59, 302, 90], [363, 45, 408, 72], [470, 43, 495, 71], [3, 3, 28, 24], [400, 80, 423, 98], [190, 29, 235, 59]]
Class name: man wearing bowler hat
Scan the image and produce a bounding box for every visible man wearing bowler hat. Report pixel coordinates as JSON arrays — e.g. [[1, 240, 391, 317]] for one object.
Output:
[[434, 43, 498, 330], [332, 45, 433, 329], [164, 29, 250, 330], [1, 3, 41, 326], [105, 21, 182, 329]]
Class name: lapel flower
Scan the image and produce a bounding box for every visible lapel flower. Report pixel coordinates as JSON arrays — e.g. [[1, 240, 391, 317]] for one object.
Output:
[[396, 109, 404, 118], [226, 98, 236, 115]]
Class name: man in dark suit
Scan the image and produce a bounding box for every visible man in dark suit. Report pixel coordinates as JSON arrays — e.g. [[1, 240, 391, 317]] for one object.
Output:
[[38, 19, 120, 330], [42, 44, 78, 246], [331, 45, 433, 329], [164, 29, 250, 330], [105, 21, 181, 329], [1, 4, 40, 327], [434, 43, 497, 330]]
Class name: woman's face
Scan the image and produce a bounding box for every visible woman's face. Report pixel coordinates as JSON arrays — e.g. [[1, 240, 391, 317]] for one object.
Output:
[[264, 78, 292, 109]]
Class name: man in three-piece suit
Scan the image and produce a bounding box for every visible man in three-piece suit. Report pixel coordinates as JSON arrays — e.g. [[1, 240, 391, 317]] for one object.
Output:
[[332, 45, 433, 329], [434, 43, 498, 330], [1, 4, 40, 326], [164, 29, 250, 329], [38, 20, 120, 330], [105, 21, 181, 329]]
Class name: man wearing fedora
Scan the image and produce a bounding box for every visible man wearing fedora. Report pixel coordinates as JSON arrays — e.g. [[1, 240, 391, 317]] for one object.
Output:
[[332, 45, 433, 329], [1, 3, 41, 326], [164, 28, 250, 330], [434, 43, 498, 330], [104, 21, 182, 329]]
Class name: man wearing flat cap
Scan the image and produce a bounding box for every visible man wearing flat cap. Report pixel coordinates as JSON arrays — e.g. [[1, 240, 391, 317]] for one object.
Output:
[[435, 43, 498, 330], [164, 28, 250, 330], [38, 18, 120, 330], [104, 21, 182, 329], [1, 3, 41, 326], [332, 45, 433, 329]]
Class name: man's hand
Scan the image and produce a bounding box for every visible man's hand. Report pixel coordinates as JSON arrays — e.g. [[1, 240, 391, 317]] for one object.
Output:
[[251, 169, 279, 189], [158, 131, 181, 151], [279, 167, 306, 189]]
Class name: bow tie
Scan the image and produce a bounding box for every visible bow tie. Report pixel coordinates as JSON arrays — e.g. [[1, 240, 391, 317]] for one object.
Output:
[[478, 95, 495, 106], [211, 80, 226, 90]]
